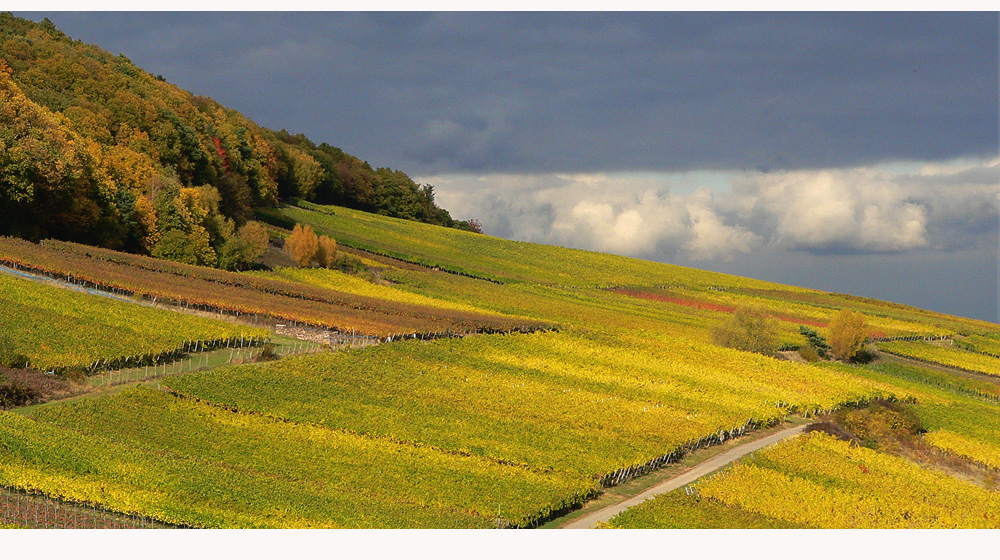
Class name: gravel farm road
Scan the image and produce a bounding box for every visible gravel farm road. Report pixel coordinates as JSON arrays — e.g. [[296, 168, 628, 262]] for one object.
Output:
[[562, 424, 809, 529]]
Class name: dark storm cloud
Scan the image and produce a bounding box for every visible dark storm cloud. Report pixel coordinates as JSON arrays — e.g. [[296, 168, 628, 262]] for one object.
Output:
[[20, 12, 999, 175]]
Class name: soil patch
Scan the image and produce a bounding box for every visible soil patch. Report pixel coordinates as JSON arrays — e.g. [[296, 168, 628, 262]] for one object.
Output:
[[777, 350, 808, 363]]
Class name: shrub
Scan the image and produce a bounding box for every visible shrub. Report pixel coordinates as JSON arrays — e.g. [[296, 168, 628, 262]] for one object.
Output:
[[0, 382, 37, 409], [850, 344, 878, 364], [256, 343, 279, 362], [333, 253, 367, 275], [712, 306, 779, 355], [829, 309, 868, 361], [798, 325, 830, 358], [798, 344, 820, 362]]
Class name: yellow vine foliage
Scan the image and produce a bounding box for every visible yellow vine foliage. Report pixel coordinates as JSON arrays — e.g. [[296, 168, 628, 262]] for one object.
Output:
[[924, 429, 1000, 471], [698, 431, 1000, 528]]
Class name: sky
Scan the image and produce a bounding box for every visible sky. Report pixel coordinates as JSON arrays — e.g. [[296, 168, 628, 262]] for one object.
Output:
[[18, 11, 1000, 323]]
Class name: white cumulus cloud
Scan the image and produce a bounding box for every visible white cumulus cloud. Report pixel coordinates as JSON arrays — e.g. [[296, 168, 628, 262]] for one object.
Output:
[[421, 157, 997, 261]]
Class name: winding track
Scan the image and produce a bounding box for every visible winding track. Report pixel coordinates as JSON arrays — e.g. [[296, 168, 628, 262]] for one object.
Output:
[[562, 424, 809, 529]]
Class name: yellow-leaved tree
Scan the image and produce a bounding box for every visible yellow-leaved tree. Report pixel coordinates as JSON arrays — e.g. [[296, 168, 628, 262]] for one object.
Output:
[[712, 306, 779, 356], [828, 309, 868, 361]]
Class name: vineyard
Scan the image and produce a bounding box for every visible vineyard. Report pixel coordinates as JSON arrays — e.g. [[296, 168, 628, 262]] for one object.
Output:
[[862, 362, 1000, 403], [916, 399, 1000, 471], [164, 331, 903, 481], [277, 202, 998, 335], [0, 237, 544, 338], [12, 387, 594, 528], [955, 334, 1000, 357], [0, 272, 264, 374], [257, 266, 497, 317], [272, 202, 790, 288], [877, 340, 1000, 377], [600, 488, 803, 529], [1, 486, 170, 529], [609, 431, 1000, 528], [3, 12, 999, 532], [2, 201, 1000, 529]]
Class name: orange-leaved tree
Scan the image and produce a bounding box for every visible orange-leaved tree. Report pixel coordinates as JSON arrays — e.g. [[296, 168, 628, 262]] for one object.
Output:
[[284, 223, 319, 267], [316, 235, 338, 268]]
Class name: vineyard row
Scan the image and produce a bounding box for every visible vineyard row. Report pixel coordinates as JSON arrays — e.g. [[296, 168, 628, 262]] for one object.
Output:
[[0, 485, 184, 529], [877, 344, 1000, 378]]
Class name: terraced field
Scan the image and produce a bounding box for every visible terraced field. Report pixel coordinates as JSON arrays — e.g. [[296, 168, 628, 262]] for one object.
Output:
[[165, 330, 899, 480], [0, 237, 540, 338]]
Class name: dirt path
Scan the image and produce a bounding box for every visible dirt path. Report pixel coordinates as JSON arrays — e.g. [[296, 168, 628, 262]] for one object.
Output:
[[561, 424, 808, 529]]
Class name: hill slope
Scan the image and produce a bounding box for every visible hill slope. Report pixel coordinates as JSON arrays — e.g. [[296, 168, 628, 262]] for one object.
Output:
[[3, 200, 999, 528]]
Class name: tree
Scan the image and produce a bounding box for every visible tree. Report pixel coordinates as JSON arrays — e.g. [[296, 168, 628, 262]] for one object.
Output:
[[284, 223, 319, 267], [238, 221, 270, 261], [712, 306, 779, 355], [216, 222, 269, 271], [828, 309, 868, 361], [465, 219, 483, 234], [316, 235, 337, 268], [152, 229, 196, 264]]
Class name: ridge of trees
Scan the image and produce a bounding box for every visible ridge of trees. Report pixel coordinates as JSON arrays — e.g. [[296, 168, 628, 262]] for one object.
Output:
[[0, 14, 478, 270]]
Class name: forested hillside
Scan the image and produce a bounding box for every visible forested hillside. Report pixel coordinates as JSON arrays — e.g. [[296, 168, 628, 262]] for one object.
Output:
[[0, 14, 472, 269]]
